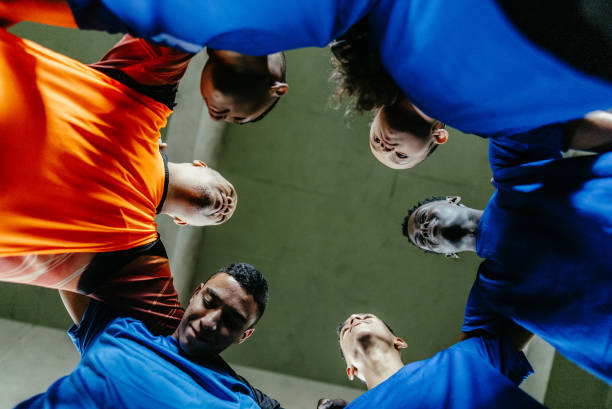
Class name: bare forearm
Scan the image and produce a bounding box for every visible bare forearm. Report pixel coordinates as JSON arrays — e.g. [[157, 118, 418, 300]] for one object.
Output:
[[566, 110, 612, 153], [0, 0, 77, 27]]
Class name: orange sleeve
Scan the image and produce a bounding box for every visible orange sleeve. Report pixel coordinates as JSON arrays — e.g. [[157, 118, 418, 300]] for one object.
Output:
[[79, 240, 184, 336], [89, 34, 194, 86]]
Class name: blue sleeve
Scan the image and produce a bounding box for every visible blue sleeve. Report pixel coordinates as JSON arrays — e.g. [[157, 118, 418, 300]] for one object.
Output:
[[461, 262, 505, 336], [488, 122, 567, 180], [458, 336, 534, 386], [67, 300, 118, 355], [66, 0, 375, 54]]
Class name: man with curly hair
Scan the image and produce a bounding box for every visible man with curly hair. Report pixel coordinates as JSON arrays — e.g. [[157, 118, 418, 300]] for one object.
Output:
[[4, 0, 612, 138]]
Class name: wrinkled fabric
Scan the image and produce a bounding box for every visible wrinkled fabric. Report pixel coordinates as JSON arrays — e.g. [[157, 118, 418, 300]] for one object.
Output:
[[346, 336, 544, 409], [66, 0, 612, 136], [464, 131, 612, 383]]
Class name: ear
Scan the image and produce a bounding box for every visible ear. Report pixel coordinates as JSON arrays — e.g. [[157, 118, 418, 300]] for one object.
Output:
[[445, 252, 460, 259], [346, 366, 356, 381], [173, 216, 188, 226], [432, 128, 448, 144], [446, 196, 461, 205], [237, 328, 255, 344], [270, 81, 288, 97], [192, 160, 207, 168], [394, 337, 408, 350]]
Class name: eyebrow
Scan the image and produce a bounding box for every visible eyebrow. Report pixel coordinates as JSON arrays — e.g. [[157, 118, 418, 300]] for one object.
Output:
[[207, 288, 248, 325]]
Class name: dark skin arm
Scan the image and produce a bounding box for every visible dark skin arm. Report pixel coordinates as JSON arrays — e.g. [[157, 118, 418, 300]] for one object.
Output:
[[0, 0, 77, 28], [565, 110, 612, 153]]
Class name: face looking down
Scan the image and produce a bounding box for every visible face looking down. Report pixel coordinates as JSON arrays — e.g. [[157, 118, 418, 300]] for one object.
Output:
[[338, 313, 406, 382], [174, 272, 259, 358], [200, 50, 287, 124], [405, 196, 479, 257], [369, 103, 448, 169], [168, 160, 237, 227]]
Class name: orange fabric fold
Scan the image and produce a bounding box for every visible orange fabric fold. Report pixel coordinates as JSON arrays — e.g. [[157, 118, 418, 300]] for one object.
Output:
[[0, 29, 172, 256]]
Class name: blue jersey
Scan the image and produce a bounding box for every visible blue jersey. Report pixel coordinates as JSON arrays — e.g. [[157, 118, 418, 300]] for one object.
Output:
[[16, 301, 260, 409], [464, 129, 612, 383], [346, 336, 544, 409], [66, 0, 612, 136]]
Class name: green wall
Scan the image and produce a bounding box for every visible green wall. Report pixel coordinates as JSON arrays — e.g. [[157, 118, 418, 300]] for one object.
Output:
[[193, 46, 492, 386], [2, 21, 610, 405]]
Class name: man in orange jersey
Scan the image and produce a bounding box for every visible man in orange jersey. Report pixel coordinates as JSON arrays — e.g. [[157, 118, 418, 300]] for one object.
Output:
[[0, 1, 288, 124], [0, 28, 238, 333]]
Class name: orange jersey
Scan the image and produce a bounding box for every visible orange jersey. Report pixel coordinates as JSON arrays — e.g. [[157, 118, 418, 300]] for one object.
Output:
[[0, 29, 172, 256]]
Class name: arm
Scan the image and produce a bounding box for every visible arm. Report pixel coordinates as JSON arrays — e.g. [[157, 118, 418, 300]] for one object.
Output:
[[66, 0, 375, 54], [459, 321, 533, 352], [0, 0, 76, 27], [565, 110, 612, 153], [59, 289, 90, 325], [89, 34, 193, 86]]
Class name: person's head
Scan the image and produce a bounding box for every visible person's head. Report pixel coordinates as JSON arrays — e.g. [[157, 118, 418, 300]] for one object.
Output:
[[337, 313, 407, 383], [173, 262, 269, 358], [200, 49, 288, 124], [330, 18, 401, 113], [370, 99, 448, 169], [162, 160, 237, 226], [402, 196, 481, 258]]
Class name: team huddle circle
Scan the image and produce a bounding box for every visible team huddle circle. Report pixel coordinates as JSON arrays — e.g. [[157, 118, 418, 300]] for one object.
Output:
[[1, 1, 611, 408]]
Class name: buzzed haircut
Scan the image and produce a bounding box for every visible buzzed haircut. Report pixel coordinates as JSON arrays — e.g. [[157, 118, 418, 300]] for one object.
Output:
[[402, 196, 447, 248], [208, 262, 269, 324]]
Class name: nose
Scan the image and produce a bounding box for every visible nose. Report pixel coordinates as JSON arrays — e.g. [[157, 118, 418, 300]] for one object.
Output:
[[375, 137, 395, 152], [199, 309, 221, 333], [349, 314, 364, 326]]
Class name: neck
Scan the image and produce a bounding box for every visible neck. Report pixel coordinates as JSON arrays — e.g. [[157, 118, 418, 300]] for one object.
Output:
[[461, 208, 483, 252], [160, 162, 179, 216], [398, 97, 435, 125], [357, 343, 405, 389]]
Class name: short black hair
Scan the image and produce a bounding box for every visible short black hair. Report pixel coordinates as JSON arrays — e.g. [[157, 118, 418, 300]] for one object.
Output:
[[209, 262, 269, 325], [330, 18, 402, 113], [402, 196, 447, 249], [247, 52, 287, 123]]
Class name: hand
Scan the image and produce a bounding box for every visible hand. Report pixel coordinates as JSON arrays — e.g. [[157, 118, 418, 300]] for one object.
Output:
[[317, 398, 349, 409], [158, 138, 167, 151]]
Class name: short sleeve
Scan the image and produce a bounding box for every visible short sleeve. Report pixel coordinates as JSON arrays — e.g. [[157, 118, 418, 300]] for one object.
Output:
[[68, 300, 118, 355], [66, 0, 375, 54], [461, 263, 504, 336], [457, 336, 534, 386], [488, 122, 568, 179]]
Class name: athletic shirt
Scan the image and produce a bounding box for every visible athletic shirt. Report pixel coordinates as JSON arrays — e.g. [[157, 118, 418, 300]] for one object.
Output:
[[0, 29, 172, 256], [66, 0, 612, 136], [16, 301, 260, 409], [345, 336, 544, 409], [464, 125, 612, 383]]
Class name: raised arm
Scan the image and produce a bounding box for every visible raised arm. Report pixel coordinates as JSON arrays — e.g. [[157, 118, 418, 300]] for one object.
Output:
[[59, 289, 90, 325], [566, 110, 612, 153], [65, 0, 375, 54], [459, 320, 533, 352], [0, 0, 76, 27]]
